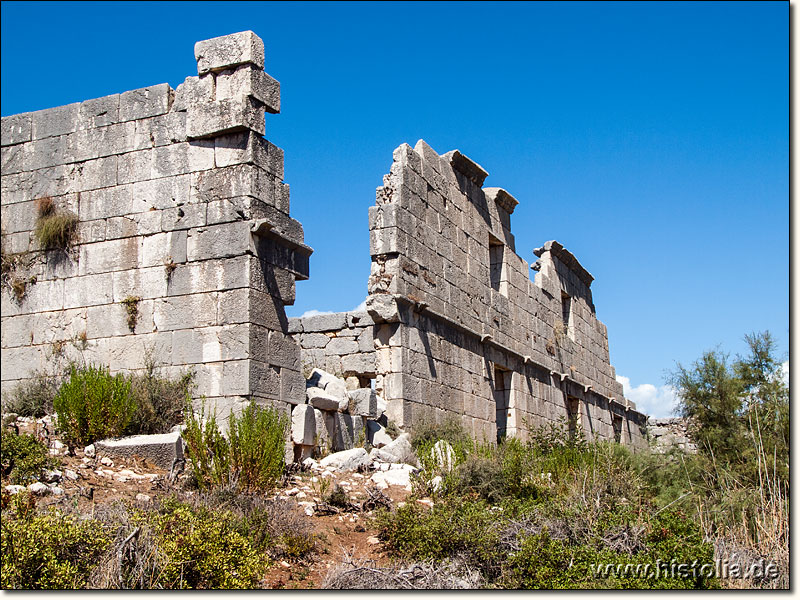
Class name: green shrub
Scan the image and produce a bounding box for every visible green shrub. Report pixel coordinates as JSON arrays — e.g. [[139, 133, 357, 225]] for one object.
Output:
[[184, 400, 286, 493], [151, 498, 267, 589], [1, 428, 53, 484], [375, 497, 502, 570], [182, 400, 231, 491], [229, 402, 287, 492], [2, 370, 60, 417], [1, 507, 110, 589], [128, 362, 193, 435], [53, 364, 136, 447]]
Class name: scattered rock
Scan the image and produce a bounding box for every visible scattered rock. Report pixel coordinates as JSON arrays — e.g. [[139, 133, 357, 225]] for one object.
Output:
[[64, 469, 79, 481], [49, 485, 64, 496], [302, 457, 319, 470], [4, 484, 26, 495], [136, 493, 152, 503], [100, 456, 114, 467], [43, 469, 62, 483], [319, 448, 370, 472], [371, 466, 415, 491], [367, 536, 381, 545], [28, 482, 50, 496], [430, 475, 443, 493], [84, 444, 96, 458], [307, 387, 347, 412]]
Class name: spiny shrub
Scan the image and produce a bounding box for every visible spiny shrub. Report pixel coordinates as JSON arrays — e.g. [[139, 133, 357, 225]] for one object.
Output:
[[1, 505, 110, 589], [53, 364, 136, 447], [0, 428, 53, 484], [182, 401, 231, 491]]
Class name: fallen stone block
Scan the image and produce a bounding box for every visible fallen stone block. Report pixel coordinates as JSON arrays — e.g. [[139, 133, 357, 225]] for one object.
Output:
[[291, 404, 316, 446], [307, 386, 347, 412], [347, 388, 378, 418], [366, 420, 392, 448], [319, 447, 370, 472], [95, 431, 183, 470], [370, 467, 413, 491], [373, 433, 416, 466], [331, 413, 364, 451], [432, 440, 455, 473], [307, 368, 348, 401]]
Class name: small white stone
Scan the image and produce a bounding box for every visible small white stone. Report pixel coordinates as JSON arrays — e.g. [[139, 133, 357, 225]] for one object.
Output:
[[84, 444, 96, 458], [64, 469, 79, 481], [100, 456, 113, 467], [49, 485, 64, 496], [28, 482, 50, 495], [304, 506, 314, 516], [136, 493, 152, 503], [4, 484, 26, 495]]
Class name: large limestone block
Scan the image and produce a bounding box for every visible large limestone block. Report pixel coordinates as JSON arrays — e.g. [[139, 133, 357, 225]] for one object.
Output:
[[366, 420, 392, 448], [331, 413, 364, 451], [307, 387, 347, 412], [291, 404, 316, 446], [366, 294, 402, 324], [216, 66, 280, 114], [195, 31, 264, 74], [95, 432, 183, 470], [319, 447, 370, 472], [347, 388, 378, 418], [303, 312, 347, 332], [306, 368, 348, 401]]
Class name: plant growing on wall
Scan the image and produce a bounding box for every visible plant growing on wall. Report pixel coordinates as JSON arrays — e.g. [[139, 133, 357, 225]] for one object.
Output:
[[33, 197, 78, 252], [121, 296, 142, 332]]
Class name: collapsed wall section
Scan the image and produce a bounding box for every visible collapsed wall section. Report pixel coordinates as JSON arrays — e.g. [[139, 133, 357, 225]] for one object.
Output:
[[365, 141, 647, 448], [1, 32, 311, 420]]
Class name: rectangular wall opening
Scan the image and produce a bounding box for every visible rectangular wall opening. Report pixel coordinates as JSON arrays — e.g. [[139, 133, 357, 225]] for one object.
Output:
[[566, 395, 581, 440], [613, 414, 623, 443], [489, 236, 508, 297], [561, 291, 574, 340], [494, 365, 512, 443]]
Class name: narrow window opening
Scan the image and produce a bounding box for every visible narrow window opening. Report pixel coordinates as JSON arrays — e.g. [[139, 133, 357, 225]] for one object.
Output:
[[489, 236, 507, 297], [494, 365, 511, 443], [567, 395, 581, 440], [613, 414, 623, 443], [561, 291, 574, 340]]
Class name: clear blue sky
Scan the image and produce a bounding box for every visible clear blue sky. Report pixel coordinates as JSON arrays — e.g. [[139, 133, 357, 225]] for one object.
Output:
[[1, 1, 788, 416]]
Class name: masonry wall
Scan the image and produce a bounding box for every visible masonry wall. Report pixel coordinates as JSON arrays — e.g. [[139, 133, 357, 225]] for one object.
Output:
[[289, 310, 376, 383], [365, 141, 648, 448], [1, 32, 311, 420]]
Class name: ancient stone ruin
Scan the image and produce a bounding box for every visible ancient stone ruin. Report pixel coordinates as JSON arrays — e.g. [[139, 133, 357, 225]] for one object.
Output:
[[1, 31, 649, 456]]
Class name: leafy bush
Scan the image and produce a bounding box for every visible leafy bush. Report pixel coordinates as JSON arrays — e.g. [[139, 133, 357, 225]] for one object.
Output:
[[184, 400, 287, 492], [229, 402, 287, 492], [53, 364, 135, 447], [1, 505, 110, 589], [149, 498, 267, 589], [1, 370, 60, 417], [375, 497, 502, 569], [182, 401, 231, 491], [1, 428, 53, 484]]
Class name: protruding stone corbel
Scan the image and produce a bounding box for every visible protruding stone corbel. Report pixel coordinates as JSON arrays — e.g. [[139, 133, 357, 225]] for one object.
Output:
[[481, 334, 493, 344], [250, 219, 273, 236]]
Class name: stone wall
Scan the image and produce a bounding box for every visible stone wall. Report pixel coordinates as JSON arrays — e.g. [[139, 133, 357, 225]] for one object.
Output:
[[1, 32, 311, 420], [647, 417, 697, 453], [289, 311, 376, 384], [364, 141, 648, 448]]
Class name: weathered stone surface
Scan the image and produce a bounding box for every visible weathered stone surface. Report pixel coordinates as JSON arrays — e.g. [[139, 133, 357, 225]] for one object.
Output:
[[195, 31, 265, 74], [371, 466, 414, 490], [306, 368, 348, 401], [366, 420, 392, 448], [331, 413, 364, 451], [319, 447, 370, 472], [348, 388, 378, 418], [95, 432, 183, 470], [307, 386, 347, 412], [366, 294, 402, 323], [291, 404, 316, 446], [216, 66, 280, 113], [119, 84, 172, 122]]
